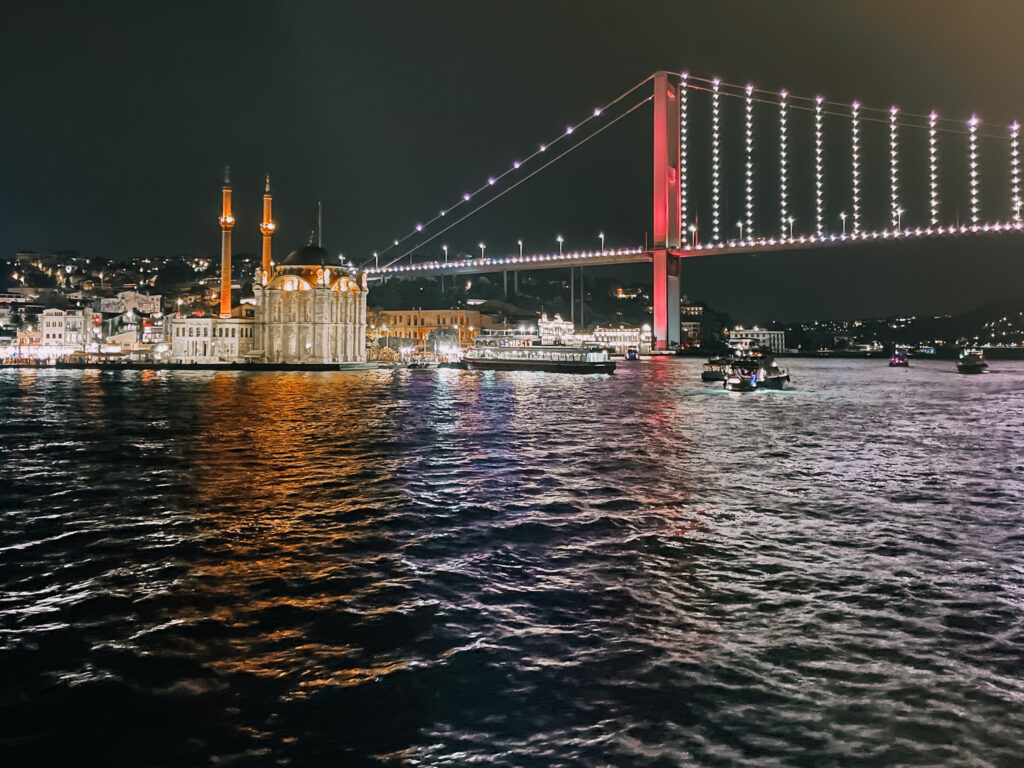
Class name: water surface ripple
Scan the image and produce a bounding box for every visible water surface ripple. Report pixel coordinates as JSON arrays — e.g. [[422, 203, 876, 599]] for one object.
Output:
[[1, 359, 1023, 766]]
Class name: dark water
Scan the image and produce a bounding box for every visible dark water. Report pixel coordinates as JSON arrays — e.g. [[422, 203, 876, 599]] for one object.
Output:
[[2, 359, 1023, 767]]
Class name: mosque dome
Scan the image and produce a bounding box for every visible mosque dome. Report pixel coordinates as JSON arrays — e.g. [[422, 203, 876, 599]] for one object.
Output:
[[280, 244, 329, 266]]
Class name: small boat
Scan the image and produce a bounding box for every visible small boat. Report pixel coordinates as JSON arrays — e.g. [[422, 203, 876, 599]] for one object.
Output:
[[624, 346, 640, 361], [701, 357, 730, 382], [723, 349, 790, 391], [956, 349, 988, 374], [889, 350, 909, 367]]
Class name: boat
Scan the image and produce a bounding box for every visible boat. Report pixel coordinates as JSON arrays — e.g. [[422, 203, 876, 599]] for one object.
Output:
[[406, 358, 439, 370], [624, 346, 640, 361], [701, 356, 730, 382], [956, 349, 988, 374], [723, 349, 790, 391], [463, 334, 615, 374], [889, 350, 909, 367]]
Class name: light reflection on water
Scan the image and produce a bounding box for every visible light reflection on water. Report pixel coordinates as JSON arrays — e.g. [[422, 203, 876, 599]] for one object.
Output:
[[1, 359, 1023, 766]]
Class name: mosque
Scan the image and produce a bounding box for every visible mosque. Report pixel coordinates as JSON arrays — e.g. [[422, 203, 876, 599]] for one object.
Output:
[[169, 169, 368, 364]]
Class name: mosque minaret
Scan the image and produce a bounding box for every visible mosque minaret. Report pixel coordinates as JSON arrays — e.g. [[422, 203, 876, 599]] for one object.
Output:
[[259, 173, 276, 280], [218, 166, 235, 318]]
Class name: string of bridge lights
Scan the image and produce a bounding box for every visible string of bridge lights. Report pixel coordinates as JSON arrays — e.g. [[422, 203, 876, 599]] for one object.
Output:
[[890, 106, 900, 230], [370, 71, 1024, 275], [680, 73, 1023, 247], [365, 74, 656, 269], [711, 78, 722, 242]]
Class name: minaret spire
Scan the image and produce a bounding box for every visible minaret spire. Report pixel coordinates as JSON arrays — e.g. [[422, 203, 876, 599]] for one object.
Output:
[[259, 173, 276, 278], [218, 165, 234, 318]]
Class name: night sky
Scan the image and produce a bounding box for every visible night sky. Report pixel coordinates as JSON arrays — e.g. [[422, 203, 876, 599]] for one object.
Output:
[[3, 1, 1023, 322]]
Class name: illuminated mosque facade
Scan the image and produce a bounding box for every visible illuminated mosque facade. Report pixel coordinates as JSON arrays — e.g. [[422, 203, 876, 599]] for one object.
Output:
[[169, 169, 367, 364]]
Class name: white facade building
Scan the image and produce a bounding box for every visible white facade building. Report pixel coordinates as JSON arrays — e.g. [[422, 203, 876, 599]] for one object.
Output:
[[538, 312, 574, 345], [730, 326, 786, 353], [168, 314, 255, 363]]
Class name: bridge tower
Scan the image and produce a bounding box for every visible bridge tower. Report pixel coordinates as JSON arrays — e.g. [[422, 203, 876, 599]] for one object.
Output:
[[652, 71, 681, 349], [218, 166, 235, 318]]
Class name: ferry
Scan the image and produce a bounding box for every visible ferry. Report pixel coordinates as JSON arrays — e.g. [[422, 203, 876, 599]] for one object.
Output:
[[956, 349, 988, 374], [464, 332, 615, 374], [624, 346, 640, 361]]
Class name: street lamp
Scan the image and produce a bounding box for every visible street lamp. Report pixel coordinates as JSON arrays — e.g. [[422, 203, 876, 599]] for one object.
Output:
[[479, 242, 486, 259], [176, 298, 183, 317], [736, 220, 744, 241], [787, 217, 795, 239], [840, 212, 847, 235], [517, 239, 523, 259], [896, 207, 904, 231], [373, 252, 379, 268], [557, 235, 564, 256], [598, 232, 605, 252], [442, 244, 448, 264], [688, 224, 697, 248]]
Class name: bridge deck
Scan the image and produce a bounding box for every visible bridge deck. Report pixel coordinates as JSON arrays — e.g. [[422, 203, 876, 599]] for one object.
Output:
[[366, 223, 1023, 280]]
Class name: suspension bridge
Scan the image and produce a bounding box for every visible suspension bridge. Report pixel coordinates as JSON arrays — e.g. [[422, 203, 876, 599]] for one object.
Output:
[[363, 71, 1024, 349]]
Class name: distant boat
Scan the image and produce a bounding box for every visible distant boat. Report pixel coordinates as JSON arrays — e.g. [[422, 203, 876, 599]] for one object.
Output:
[[701, 357, 730, 382], [956, 349, 988, 374], [889, 350, 909, 367], [624, 346, 640, 361]]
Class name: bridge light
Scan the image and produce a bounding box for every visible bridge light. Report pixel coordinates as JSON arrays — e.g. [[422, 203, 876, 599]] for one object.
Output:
[[969, 115, 980, 226], [488, 177, 495, 185], [814, 95, 824, 238], [1010, 122, 1021, 222], [745, 83, 754, 239], [513, 161, 521, 169], [890, 106, 900, 230], [929, 111, 939, 226], [779, 89, 789, 239], [593, 107, 602, 117], [680, 72, 689, 242], [415, 223, 423, 231], [463, 193, 471, 201], [851, 101, 861, 234], [711, 77, 722, 243]]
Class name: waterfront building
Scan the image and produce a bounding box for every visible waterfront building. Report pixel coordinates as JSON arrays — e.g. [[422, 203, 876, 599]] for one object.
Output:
[[730, 326, 786, 353], [680, 295, 703, 345], [367, 308, 482, 347], [538, 312, 574, 344], [168, 310, 256, 363], [593, 323, 652, 353]]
